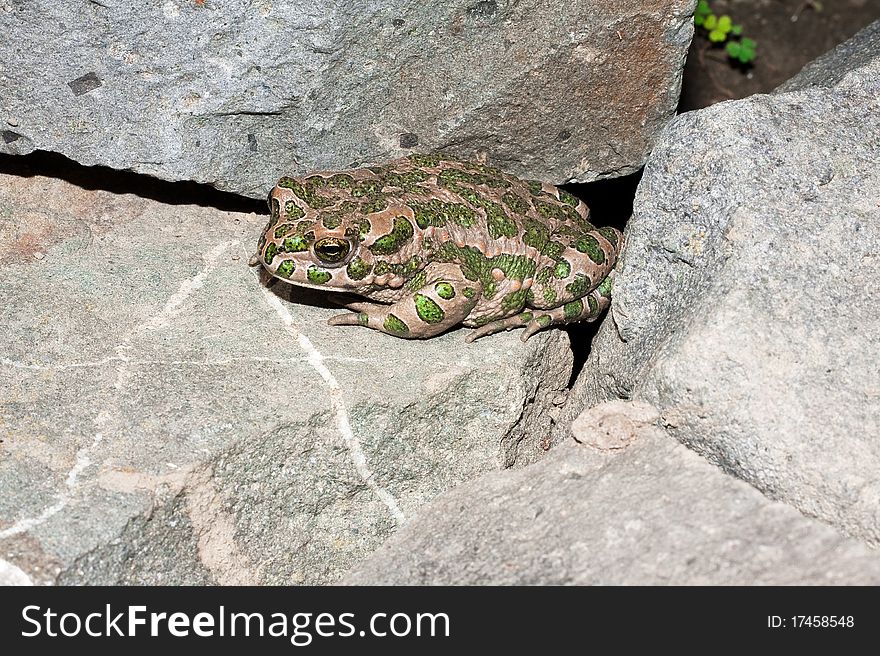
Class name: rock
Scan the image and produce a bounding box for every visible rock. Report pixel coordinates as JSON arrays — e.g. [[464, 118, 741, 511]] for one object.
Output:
[[570, 399, 656, 451], [0, 559, 32, 586], [346, 402, 880, 585], [0, 0, 695, 197], [558, 25, 880, 543], [0, 167, 572, 585]]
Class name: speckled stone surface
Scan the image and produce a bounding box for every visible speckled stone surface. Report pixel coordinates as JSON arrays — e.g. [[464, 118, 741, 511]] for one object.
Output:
[[0, 0, 695, 196], [558, 24, 880, 544], [0, 167, 572, 584], [347, 402, 880, 585]]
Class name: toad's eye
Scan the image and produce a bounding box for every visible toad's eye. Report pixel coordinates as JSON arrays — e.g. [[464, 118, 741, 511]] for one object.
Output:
[[313, 237, 351, 266]]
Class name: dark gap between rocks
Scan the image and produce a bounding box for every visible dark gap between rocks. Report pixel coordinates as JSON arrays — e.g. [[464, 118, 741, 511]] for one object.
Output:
[[561, 169, 642, 388], [0, 150, 267, 214]]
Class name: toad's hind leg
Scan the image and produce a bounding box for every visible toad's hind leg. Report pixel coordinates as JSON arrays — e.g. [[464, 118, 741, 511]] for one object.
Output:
[[328, 263, 481, 338], [467, 273, 614, 343]]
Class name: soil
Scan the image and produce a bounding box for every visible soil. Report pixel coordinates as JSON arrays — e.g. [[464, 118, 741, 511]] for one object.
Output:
[[679, 0, 880, 111]]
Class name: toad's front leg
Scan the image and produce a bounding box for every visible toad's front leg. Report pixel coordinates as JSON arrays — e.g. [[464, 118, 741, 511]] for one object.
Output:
[[328, 263, 481, 338]]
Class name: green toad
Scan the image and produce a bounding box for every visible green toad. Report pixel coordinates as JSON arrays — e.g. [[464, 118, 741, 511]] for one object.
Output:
[[251, 154, 623, 341]]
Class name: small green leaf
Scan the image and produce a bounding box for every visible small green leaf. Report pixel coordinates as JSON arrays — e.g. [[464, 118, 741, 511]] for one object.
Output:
[[731, 39, 755, 64], [709, 28, 726, 42], [695, 14, 705, 26], [718, 15, 732, 32], [704, 14, 717, 30], [696, 0, 711, 16], [731, 24, 743, 36]]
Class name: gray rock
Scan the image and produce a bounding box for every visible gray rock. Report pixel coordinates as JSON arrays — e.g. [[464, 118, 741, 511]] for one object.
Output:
[[0, 169, 571, 585], [0, 0, 695, 197], [347, 402, 880, 585], [558, 25, 880, 543]]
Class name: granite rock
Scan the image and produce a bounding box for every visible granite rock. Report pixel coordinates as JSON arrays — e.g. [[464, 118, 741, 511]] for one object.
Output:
[[347, 402, 880, 585], [0, 0, 695, 196], [558, 23, 880, 543]]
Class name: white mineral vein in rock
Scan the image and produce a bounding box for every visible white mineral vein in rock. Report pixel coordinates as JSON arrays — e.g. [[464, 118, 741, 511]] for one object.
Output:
[[0, 241, 234, 540], [0, 558, 34, 586], [0, 433, 103, 540], [255, 271, 406, 525]]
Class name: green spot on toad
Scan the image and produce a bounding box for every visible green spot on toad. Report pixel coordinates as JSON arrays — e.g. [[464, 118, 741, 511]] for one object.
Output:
[[369, 216, 414, 256], [276, 260, 295, 278], [414, 294, 445, 323], [384, 314, 410, 335], [564, 299, 584, 320], [574, 235, 606, 264], [264, 242, 278, 265], [346, 257, 372, 281], [307, 266, 331, 284], [435, 282, 455, 299]]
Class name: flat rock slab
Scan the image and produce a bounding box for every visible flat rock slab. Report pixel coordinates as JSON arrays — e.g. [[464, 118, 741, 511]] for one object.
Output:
[[558, 23, 880, 543], [347, 402, 880, 585], [0, 168, 572, 584], [0, 0, 695, 196]]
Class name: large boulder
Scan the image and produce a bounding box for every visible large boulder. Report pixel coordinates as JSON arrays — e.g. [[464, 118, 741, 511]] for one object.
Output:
[[0, 0, 695, 196], [347, 402, 880, 585], [557, 22, 880, 543], [0, 165, 571, 584]]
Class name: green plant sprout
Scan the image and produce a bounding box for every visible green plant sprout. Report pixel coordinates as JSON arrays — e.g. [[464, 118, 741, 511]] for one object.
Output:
[[694, 0, 757, 65], [725, 38, 756, 64]]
